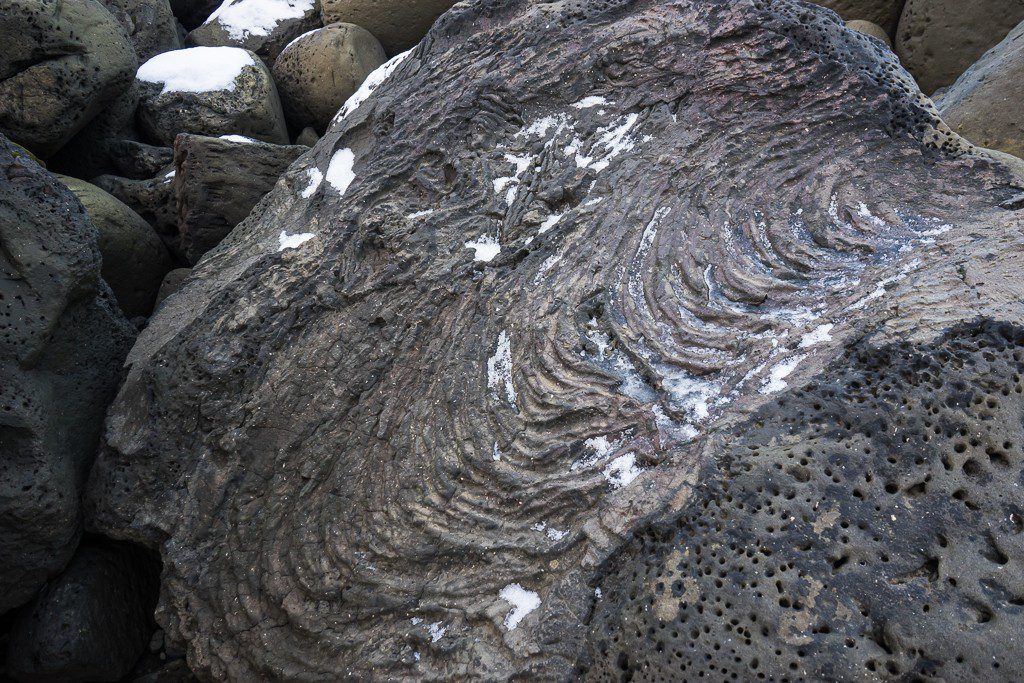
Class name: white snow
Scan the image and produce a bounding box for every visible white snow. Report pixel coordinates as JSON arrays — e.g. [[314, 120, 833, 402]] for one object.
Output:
[[531, 522, 567, 541], [163, 169, 175, 178], [603, 453, 644, 488], [572, 96, 609, 109], [300, 167, 323, 198], [278, 230, 315, 251], [205, 0, 315, 40], [408, 209, 435, 219], [335, 49, 413, 122], [325, 148, 355, 194], [499, 584, 541, 631], [427, 622, 446, 642], [465, 235, 501, 262], [220, 134, 257, 144], [487, 331, 516, 405], [137, 47, 254, 95], [588, 113, 639, 172], [761, 354, 807, 394], [537, 213, 562, 234], [799, 323, 834, 348]]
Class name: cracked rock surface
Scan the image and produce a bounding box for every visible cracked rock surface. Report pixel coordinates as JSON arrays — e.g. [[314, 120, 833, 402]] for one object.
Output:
[[85, 0, 1024, 679]]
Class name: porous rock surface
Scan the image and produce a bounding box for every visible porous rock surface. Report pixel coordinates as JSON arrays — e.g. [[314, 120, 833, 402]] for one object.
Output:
[[187, 0, 321, 66], [320, 0, 458, 54], [0, 0, 137, 158], [0, 135, 135, 615], [812, 0, 904, 35], [85, 0, 1024, 679]]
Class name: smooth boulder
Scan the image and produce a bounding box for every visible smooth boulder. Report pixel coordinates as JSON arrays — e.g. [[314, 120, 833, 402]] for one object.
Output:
[[174, 134, 308, 262], [101, 0, 183, 61], [59, 176, 173, 318], [319, 0, 457, 54], [846, 19, 892, 47], [812, 0, 904, 34], [271, 23, 386, 133], [938, 19, 1024, 161], [136, 46, 289, 146], [896, 0, 1024, 94], [0, 0, 137, 158], [94, 172, 182, 259], [187, 0, 321, 66], [0, 134, 135, 615]]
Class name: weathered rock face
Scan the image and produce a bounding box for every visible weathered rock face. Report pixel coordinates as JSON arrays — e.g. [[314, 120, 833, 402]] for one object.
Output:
[[896, 0, 1024, 95], [84, 0, 1024, 679], [938, 19, 1024, 161], [94, 172, 180, 249], [6, 539, 160, 683], [187, 0, 321, 66], [812, 0, 904, 34], [0, 0, 137, 158], [846, 18, 891, 47], [47, 84, 141, 181], [101, 0, 183, 61], [271, 23, 386, 134], [173, 134, 308, 263], [320, 0, 458, 54], [0, 135, 135, 615]]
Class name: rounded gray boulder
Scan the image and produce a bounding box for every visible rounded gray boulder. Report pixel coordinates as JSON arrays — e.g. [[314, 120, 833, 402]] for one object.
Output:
[[187, 0, 322, 66]]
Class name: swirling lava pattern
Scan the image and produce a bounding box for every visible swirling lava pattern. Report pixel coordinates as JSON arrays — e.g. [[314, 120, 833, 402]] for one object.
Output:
[[86, 0, 1021, 679]]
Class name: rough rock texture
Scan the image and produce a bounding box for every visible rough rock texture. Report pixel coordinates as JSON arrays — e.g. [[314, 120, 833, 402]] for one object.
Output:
[[102, 0, 183, 61], [187, 0, 321, 66], [938, 19, 1024, 162], [84, 0, 1024, 679], [173, 134, 308, 263], [0, 135, 135, 615], [154, 268, 193, 309], [846, 19, 891, 47], [48, 84, 141, 183], [94, 172, 180, 250], [6, 539, 160, 682], [111, 141, 176, 180], [59, 176, 173, 318], [812, 0, 904, 35], [320, 0, 458, 54], [272, 23, 386, 134], [295, 126, 320, 147], [582, 321, 1024, 680], [896, 0, 1024, 95], [0, 0, 137, 158], [137, 48, 289, 146]]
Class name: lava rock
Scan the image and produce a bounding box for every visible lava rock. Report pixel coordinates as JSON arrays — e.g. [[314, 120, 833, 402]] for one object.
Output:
[[319, 0, 457, 54], [136, 46, 289, 146], [94, 172, 180, 248], [812, 0, 904, 35], [896, 0, 1024, 94], [271, 23, 386, 134], [58, 176, 173, 318], [846, 19, 892, 47], [110, 141, 176, 180], [154, 268, 193, 309], [938, 19, 1024, 161], [83, 0, 1024, 679], [6, 539, 159, 683], [0, 0, 137, 158], [173, 134, 308, 263], [101, 0, 183, 61], [187, 0, 321, 66], [0, 135, 135, 615], [47, 83, 140, 180]]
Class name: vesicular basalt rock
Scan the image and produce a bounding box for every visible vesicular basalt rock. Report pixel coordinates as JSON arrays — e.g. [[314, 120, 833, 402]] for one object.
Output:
[[85, 0, 1024, 679]]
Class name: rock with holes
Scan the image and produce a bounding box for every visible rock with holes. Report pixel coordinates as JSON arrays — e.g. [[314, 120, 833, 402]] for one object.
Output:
[[173, 134, 308, 263], [271, 23, 386, 134], [937, 19, 1024, 161], [319, 0, 457, 54], [136, 46, 289, 146], [187, 0, 321, 66], [0, 0, 137, 158], [812, 0, 904, 35], [84, 0, 1024, 679], [0, 135, 135, 615], [846, 19, 891, 47], [895, 0, 1024, 95], [94, 172, 181, 259]]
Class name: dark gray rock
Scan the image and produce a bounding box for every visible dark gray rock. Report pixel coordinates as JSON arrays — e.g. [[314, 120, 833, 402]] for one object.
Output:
[[173, 134, 307, 263], [168, 0, 221, 30], [319, 0, 457, 54], [101, 0, 183, 61], [94, 172, 180, 247], [6, 539, 159, 683], [83, 0, 1024, 679], [136, 47, 290, 146], [812, 0, 904, 35], [110, 141, 176, 181], [186, 0, 321, 67], [47, 84, 140, 181], [0, 0, 137, 158], [154, 268, 193, 309], [0, 135, 135, 615]]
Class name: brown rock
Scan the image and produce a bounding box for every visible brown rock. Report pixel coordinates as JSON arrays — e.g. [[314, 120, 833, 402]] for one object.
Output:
[[319, 0, 457, 54], [846, 19, 892, 47], [813, 0, 905, 34]]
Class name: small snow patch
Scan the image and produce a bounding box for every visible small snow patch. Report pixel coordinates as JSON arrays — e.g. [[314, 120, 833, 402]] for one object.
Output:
[[220, 134, 257, 144], [603, 453, 643, 488], [538, 213, 562, 234], [205, 0, 315, 40], [325, 148, 355, 194], [500, 584, 541, 631], [465, 235, 501, 262], [408, 209, 434, 219], [427, 622, 446, 642], [531, 522, 567, 541], [336, 50, 413, 123], [300, 167, 323, 198], [799, 323, 834, 348], [278, 230, 315, 251], [487, 331, 516, 405], [137, 47, 254, 94], [572, 96, 609, 109], [761, 354, 806, 394]]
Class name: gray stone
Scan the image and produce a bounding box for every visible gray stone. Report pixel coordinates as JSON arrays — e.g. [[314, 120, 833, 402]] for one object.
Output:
[[319, 0, 457, 54], [48, 83, 140, 181], [94, 172, 180, 246], [0, 0, 137, 158], [110, 141, 176, 180], [846, 18, 892, 47], [0, 134, 135, 615], [101, 0, 183, 61], [186, 0, 321, 66], [812, 0, 904, 35], [272, 23, 386, 134], [295, 126, 320, 147]]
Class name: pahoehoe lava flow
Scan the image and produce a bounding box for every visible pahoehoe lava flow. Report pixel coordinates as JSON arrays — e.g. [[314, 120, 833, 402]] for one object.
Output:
[[83, 0, 1024, 679]]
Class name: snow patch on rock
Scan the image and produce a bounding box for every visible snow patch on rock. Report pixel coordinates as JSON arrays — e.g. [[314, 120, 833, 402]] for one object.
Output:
[[138, 47, 254, 95], [278, 230, 315, 251], [335, 49, 413, 123], [499, 584, 541, 631], [325, 148, 355, 195], [206, 0, 315, 40], [300, 168, 323, 198]]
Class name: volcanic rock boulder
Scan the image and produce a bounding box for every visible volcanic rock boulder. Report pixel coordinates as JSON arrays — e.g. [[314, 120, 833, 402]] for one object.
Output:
[[938, 19, 1024, 161], [173, 134, 308, 263], [187, 0, 321, 66], [85, 0, 1024, 679], [0, 0, 137, 158], [136, 47, 289, 146], [101, 0, 183, 61], [94, 172, 180, 252], [320, 0, 458, 54], [48, 84, 141, 184], [896, 0, 1024, 95], [812, 0, 904, 35], [0, 135, 135, 615], [6, 539, 160, 682], [271, 23, 386, 134]]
